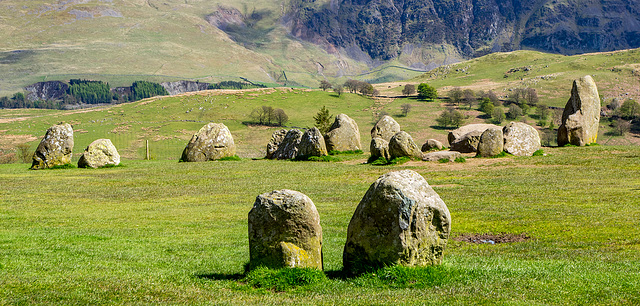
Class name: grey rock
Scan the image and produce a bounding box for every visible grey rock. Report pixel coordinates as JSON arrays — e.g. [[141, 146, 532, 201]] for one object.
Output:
[[266, 129, 287, 159], [31, 123, 74, 169], [503, 122, 541, 156], [421, 139, 445, 152], [389, 131, 422, 159], [270, 129, 303, 160], [448, 124, 500, 153], [476, 127, 504, 157], [298, 127, 328, 158], [422, 150, 462, 162], [325, 114, 362, 152], [370, 137, 391, 161], [78, 139, 120, 168], [371, 115, 401, 141], [558, 75, 601, 146], [161, 80, 210, 95], [181, 123, 236, 162]]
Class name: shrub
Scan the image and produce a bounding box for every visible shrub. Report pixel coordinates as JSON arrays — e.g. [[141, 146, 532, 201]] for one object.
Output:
[[438, 158, 450, 163], [454, 156, 466, 163], [313, 106, 333, 134], [618, 99, 640, 119], [492, 107, 505, 124], [368, 156, 389, 165], [0, 151, 18, 164], [480, 98, 494, 115], [417, 83, 437, 100], [506, 104, 523, 119], [436, 107, 465, 128], [16, 143, 32, 163], [612, 119, 631, 136]]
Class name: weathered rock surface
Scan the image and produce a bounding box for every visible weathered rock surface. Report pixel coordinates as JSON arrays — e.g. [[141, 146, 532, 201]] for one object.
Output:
[[266, 129, 288, 159], [161, 80, 210, 95], [248, 189, 323, 270], [31, 123, 74, 169], [389, 131, 422, 159], [270, 129, 303, 160], [422, 151, 462, 162], [24, 81, 69, 102], [343, 170, 451, 272], [298, 127, 328, 157], [371, 115, 401, 141], [476, 127, 504, 157], [558, 75, 601, 146], [503, 122, 541, 156], [448, 124, 500, 153], [421, 139, 445, 152], [370, 137, 391, 161], [325, 114, 362, 152], [180, 123, 236, 162], [78, 139, 120, 168]]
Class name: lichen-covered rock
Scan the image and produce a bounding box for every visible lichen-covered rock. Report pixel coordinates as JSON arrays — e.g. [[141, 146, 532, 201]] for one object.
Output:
[[448, 124, 500, 153], [325, 114, 362, 152], [343, 170, 451, 273], [558, 75, 601, 146], [181, 123, 236, 162], [476, 127, 504, 157], [422, 150, 462, 162], [371, 115, 401, 141], [31, 123, 74, 169], [421, 139, 445, 152], [503, 122, 541, 156], [298, 127, 328, 158], [389, 131, 422, 159], [270, 129, 303, 160], [248, 189, 323, 270], [78, 139, 120, 168], [370, 137, 391, 161], [266, 129, 287, 159]]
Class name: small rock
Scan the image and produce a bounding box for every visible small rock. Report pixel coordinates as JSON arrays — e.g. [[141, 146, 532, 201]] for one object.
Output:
[[503, 122, 541, 156], [422, 151, 461, 162], [370, 137, 391, 161], [78, 139, 120, 168], [389, 131, 422, 159], [421, 139, 445, 152], [476, 127, 504, 157], [448, 124, 500, 153], [181, 123, 236, 162]]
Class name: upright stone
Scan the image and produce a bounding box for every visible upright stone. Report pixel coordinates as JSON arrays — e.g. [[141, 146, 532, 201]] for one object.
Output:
[[270, 129, 303, 160], [248, 189, 323, 270], [343, 170, 451, 273], [371, 115, 401, 141], [558, 75, 601, 146], [476, 127, 504, 157], [31, 123, 74, 169], [388, 131, 422, 159], [78, 139, 120, 168], [448, 124, 500, 153], [370, 137, 391, 161], [265, 129, 287, 159], [181, 123, 236, 162], [298, 127, 328, 158], [503, 122, 541, 156], [325, 114, 362, 152]]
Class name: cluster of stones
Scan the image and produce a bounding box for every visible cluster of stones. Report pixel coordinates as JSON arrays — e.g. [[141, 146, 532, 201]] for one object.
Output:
[[247, 170, 451, 272], [265, 114, 362, 160], [30, 123, 120, 169], [446, 122, 542, 157]]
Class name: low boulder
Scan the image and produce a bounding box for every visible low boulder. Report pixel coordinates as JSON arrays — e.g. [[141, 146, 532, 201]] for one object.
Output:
[[325, 114, 362, 152], [422, 151, 462, 162], [371, 115, 401, 141], [389, 131, 422, 159], [298, 127, 328, 158], [448, 124, 500, 153], [78, 139, 120, 168], [503, 122, 541, 156], [181, 123, 236, 162], [270, 129, 303, 160], [265, 129, 288, 159], [476, 127, 504, 157], [343, 170, 451, 273], [248, 189, 323, 270], [421, 139, 445, 152], [370, 137, 391, 161], [558, 75, 601, 146], [31, 123, 74, 169]]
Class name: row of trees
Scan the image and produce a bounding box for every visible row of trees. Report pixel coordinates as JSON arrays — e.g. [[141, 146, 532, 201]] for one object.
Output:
[[67, 79, 112, 104], [208, 81, 267, 90], [320, 80, 378, 97], [0, 93, 62, 109], [130, 81, 169, 101], [249, 106, 289, 126]]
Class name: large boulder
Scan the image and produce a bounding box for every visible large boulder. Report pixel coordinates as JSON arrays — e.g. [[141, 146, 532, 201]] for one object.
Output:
[[389, 131, 422, 159], [448, 124, 500, 153], [248, 189, 323, 270], [270, 129, 303, 160], [421, 139, 445, 152], [558, 75, 601, 146], [78, 139, 120, 168], [371, 115, 401, 141], [181, 123, 236, 162], [503, 122, 541, 156], [298, 127, 328, 158], [265, 129, 288, 159], [343, 170, 451, 273], [31, 123, 74, 169], [325, 114, 362, 152], [422, 150, 462, 162], [370, 137, 391, 161], [476, 127, 504, 157]]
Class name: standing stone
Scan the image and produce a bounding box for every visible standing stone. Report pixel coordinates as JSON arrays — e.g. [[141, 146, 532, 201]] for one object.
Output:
[[371, 115, 401, 141], [503, 122, 541, 156], [448, 124, 500, 153], [78, 139, 120, 168], [265, 129, 287, 159], [248, 189, 323, 270], [270, 129, 303, 160], [343, 170, 451, 273], [31, 123, 74, 169], [558, 75, 601, 146], [325, 114, 362, 152], [370, 137, 391, 161], [181, 123, 236, 162], [476, 127, 504, 157], [298, 127, 328, 158], [389, 131, 422, 159], [421, 139, 445, 152]]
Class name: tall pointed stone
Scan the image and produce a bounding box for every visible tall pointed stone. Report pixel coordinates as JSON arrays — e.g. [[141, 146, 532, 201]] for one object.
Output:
[[558, 76, 601, 146]]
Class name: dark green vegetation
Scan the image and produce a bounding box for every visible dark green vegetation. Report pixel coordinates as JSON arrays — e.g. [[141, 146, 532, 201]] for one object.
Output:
[[1, 145, 639, 303]]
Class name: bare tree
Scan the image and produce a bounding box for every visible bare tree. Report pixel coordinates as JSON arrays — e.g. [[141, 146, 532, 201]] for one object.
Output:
[[319, 80, 332, 91], [274, 108, 289, 126], [463, 89, 476, 109], [402, 84, 416, 96], [449, 87, 463, 105], [333, 85, 344, 97], [400, 103, 412, 117]]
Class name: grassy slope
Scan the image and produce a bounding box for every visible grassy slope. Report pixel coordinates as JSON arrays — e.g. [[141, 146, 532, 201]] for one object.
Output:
[[0, 146, 639, 304]]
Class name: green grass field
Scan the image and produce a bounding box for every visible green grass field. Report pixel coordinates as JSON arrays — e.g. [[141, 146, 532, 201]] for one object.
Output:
[[0, 145, 639, 304]]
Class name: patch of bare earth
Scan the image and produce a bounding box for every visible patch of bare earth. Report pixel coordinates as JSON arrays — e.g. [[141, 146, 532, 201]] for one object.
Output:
[[454, 233, 532, 244]]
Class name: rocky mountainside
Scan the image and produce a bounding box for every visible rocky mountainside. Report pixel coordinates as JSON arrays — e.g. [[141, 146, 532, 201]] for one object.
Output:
[[288, 0, 640, 63]]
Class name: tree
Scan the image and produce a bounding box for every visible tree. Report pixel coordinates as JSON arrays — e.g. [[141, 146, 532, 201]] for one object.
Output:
[[400, 103, 412, 117], [619, 99, 640, 119], [359, 82, 375, 96], [16, 143, 31, 163], [333, 85, 344, 97], [506, 104, 523, 119], [480, 98, 494, 116], [274, 108, 289, 126], [262, 105, 275, 125], [536, 104, 551, 120], [509, 88, 525, 104], [436, 107, 464, 128], [344, 80, 360, 93], [319, 80, 332, 91], [462, 89, 476, 109], [417, 83, 437, 100], [524, 88, 539, 106], [492, 107, 505, 124], [613, 119, 631, 136], [402, 84, 416, 96], [250, 106, 267, 124], [482, 90, 500, 106], [449, 87, 463, 105], [314, 106, 333, 134]]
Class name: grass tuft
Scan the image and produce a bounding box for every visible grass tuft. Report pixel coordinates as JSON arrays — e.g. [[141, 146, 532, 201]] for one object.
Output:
[[243, 267, 327, 292], [46, 163, 76, 170], [329, 149, 363, 155], [218, 155, 242, 161], [490, 151, 512, 158], [438, 158, 450, 163], [454, 156, 466, 163], [532, 149, 544, 156]]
